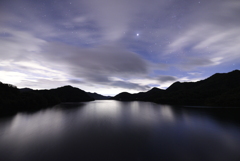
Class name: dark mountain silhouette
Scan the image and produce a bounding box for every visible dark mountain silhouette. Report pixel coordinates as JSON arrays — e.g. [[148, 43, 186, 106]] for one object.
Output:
[[0, 84, 94, 116], [1, 70, 240, 117], [137, 87, 165, 101], [50, 85, 94, 102], [114, 87, 164, 101], [87, 92, 111, 100], [113, 92, 136, 101], [19, 88, 34, 93], [113, 70, 240, 107]]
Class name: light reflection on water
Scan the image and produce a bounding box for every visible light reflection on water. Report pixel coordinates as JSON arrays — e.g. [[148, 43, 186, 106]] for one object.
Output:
[[0, 100, 240, 161]]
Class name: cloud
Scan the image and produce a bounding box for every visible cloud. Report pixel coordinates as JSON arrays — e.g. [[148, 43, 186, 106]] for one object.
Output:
[[43, 42, 148, 78], [68, 79, 83, 84], [1, 0, 240, 95], [128, 74, 202, 90], [0, 27, 151, 91], [0, 28, 46, 61], [110, 81, 150, 91], [178, 57, 220, 70], [164, 0, 240, 70], [16, 79, 69, 90], [167, 24, 240, 70], [41, 42, 153, 90], [157, 75, 177, 82], [82, 0, 132, 41], [0, 71, 27, 85]]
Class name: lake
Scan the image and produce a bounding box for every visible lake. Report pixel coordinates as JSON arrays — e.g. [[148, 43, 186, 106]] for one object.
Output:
[[0, 100, 240, 161]]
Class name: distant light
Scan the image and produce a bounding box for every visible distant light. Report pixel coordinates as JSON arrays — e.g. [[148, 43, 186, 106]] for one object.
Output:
[[136, 33, 139, 36]]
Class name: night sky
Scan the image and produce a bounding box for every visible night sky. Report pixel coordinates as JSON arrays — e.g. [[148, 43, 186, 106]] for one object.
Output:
[[0, 0, 240, 95]]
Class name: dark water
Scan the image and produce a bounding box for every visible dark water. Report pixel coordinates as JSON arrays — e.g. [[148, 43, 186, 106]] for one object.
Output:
[[0, 100, 240, 161]]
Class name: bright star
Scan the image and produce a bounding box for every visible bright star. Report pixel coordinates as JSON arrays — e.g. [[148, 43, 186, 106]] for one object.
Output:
[[136, 33, 139, 36]]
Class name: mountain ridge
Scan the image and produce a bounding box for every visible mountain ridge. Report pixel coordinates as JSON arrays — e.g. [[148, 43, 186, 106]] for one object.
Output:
[[87, 92, 111, 100], [0, 84, 94, 116], [113, 70, 240, 107], [0, 70, 240, 117]]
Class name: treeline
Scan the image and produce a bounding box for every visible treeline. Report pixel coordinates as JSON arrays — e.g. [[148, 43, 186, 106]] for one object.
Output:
[[0, 84, 94, 116], [113, 70, 240, 107]]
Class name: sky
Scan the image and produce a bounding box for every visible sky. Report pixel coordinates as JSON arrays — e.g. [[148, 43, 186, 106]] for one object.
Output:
[[0, 0, 240, 96]]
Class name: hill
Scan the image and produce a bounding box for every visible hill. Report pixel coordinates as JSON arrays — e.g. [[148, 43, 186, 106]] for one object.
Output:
[[113, 70, 240, 107], [113, 87, 164, 101], [87, 92, 111, 100], [0, 84, 94, 116]]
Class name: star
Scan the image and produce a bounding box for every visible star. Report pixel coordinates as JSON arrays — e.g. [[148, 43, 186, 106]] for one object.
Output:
[[136, 33, 139, 36]]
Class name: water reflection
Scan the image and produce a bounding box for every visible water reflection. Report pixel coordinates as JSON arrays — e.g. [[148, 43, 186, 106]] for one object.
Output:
[[159, 105, 175, 121], [0, 100, 240, 161], [0, 109, 65, 150]]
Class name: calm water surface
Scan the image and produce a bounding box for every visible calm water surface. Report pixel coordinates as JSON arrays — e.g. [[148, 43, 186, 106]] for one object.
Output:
[[0, 100, 240, 161]]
